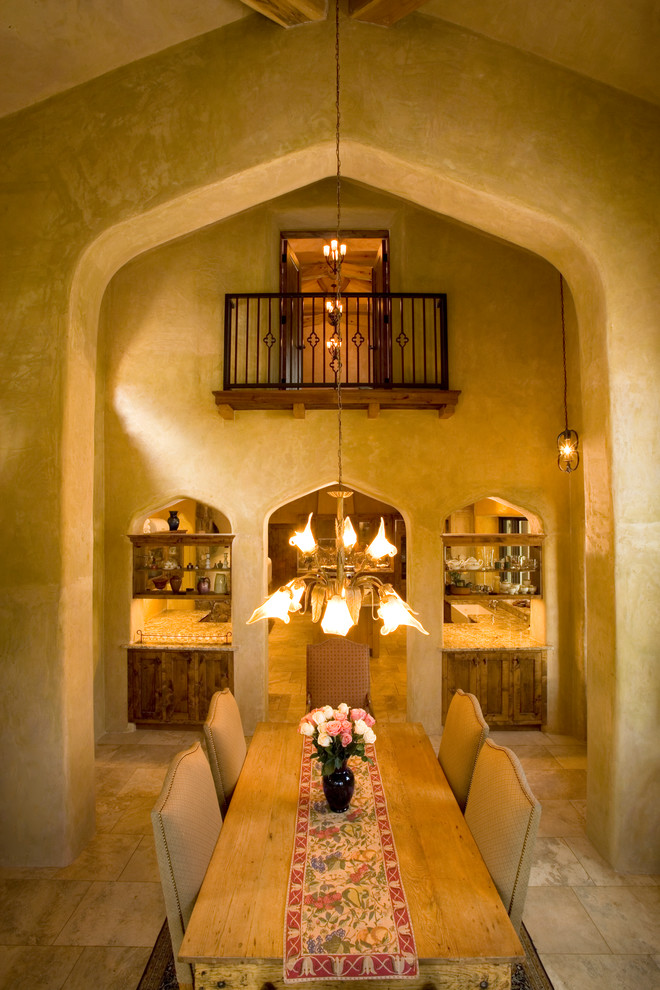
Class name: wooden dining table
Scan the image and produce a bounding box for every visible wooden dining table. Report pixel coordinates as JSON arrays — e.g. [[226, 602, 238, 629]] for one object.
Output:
[[180, 721, 523, 990]]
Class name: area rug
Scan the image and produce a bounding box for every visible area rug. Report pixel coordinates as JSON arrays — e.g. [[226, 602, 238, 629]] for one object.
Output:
[[137, 919, 554, 990]]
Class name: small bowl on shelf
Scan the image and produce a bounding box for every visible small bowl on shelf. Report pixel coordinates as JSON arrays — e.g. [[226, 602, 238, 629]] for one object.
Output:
[[152, 577, 168, 590]]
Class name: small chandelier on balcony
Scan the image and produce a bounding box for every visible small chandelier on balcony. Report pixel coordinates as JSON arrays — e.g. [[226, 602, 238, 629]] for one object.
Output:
[[247, 0, 428, 639], [556, 274, 580, 473]]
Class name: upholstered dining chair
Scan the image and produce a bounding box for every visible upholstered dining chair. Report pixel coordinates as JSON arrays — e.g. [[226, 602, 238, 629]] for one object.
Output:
[[464, 739, 542, 933], [151, 741, 222, 990], [306, 639, 372, 712], [438, 688, 489, 811], [203, 688, 247, 816]]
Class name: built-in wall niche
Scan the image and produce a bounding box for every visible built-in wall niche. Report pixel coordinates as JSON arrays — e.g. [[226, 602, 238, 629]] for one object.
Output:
[[442, 496, 545, 640]]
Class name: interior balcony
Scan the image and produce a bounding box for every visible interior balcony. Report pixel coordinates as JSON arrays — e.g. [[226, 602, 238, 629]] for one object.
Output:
[[213, 292, 461, 419]]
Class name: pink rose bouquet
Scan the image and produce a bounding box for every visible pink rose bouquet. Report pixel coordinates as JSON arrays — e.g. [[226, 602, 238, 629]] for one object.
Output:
[[298, 703, 376, 776]]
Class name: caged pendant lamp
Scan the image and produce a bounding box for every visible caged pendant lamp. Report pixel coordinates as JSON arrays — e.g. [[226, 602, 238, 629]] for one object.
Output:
[[247, 1, 427, 639], [556, 274, 580, 473]]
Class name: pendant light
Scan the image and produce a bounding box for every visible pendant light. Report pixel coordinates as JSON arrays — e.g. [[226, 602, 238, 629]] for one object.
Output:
[[557, 273, 580, 473]]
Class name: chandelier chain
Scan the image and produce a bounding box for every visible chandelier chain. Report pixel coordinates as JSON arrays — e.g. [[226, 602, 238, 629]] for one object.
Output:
[[560, 273, 568, 432], [334, 0, 343, 491]]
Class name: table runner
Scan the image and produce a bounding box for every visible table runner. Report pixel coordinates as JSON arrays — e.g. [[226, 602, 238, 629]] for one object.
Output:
[[284, 738, 418, 982]]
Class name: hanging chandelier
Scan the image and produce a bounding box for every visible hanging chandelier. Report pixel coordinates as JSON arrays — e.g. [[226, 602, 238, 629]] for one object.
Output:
[[556, 274, 580, 473], [247, 0, 428, 639]]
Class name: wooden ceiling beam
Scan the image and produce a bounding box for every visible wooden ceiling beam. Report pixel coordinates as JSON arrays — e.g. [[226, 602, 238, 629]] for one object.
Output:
[[348, 0, 427, 27], [240, 0, 326, 27]]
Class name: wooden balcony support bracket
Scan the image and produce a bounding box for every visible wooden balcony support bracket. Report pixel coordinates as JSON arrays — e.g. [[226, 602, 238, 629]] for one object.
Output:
[[213, 388, 460, 418], [240, 0, 325, 27], [348, 0, 428, 27]]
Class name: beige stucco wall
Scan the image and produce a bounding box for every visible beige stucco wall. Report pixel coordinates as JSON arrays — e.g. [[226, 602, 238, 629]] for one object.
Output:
[[0, 13, 657, 871], [100, 178, 579, 742]]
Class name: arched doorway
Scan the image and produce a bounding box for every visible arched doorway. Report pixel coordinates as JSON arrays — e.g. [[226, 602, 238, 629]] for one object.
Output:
[[266, 485, 408, 724]]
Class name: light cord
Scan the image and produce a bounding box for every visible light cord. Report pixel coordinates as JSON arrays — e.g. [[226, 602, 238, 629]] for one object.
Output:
[[560, 273, 568, 433]]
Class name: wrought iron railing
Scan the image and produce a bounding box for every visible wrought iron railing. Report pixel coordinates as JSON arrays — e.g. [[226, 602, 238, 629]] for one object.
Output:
[[223, 293, 448, 390]]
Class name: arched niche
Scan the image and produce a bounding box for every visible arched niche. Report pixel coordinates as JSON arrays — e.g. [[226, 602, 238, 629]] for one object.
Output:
[[263, 483, 411, 720]]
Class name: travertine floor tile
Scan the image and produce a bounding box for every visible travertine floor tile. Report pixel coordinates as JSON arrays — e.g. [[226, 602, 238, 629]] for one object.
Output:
[[0, 879, 91, 945], [566, 835, 660, 886], [523, 886, 609, 954], [110, 797, 157, 834], [529, 837, 593, 886], [574, 885, 660, 954], [536, 799, 586, 837], [546, 746, 588, 769], [513, 746, 563, 771], [118, 835, 161, 883], [63, 945, 152, 990], [95, 765, 136, 797], [55, 834, 141, 882], [97, 730, 147, 746], [54, 881, 164, 947], [116, 767, 168, 799], [488, 730, 546, 747], [0, 944, 82, 990], [542, 733, 587, 746], [107, 743, 185, 767], [523, 768, 587, 801], [542, 952, 660, 990]]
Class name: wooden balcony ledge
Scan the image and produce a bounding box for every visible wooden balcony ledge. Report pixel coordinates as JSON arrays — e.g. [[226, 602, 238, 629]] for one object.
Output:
[[213, 388, 461, 420]]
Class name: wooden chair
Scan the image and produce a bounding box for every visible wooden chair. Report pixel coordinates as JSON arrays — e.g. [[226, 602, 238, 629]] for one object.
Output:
[[306, 639, 372, 712], [203, 688, 247, 816], [464, 739, 542, 933], [438, 688, 489, 811], [151, 742, 222, 990]]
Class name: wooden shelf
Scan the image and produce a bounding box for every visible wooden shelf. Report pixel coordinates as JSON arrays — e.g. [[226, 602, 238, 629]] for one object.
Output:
[[129, 533, 234, 546], [442, 533, 545, 545], [445, 593, 540, 601]]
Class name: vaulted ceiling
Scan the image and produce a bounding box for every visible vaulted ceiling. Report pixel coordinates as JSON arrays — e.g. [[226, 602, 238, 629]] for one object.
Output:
[[2, 0, 658, 119]]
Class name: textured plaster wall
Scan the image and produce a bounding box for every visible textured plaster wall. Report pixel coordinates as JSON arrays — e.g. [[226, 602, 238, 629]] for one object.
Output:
[[101, 180, 578, 744], [0, 12, 657, 870]]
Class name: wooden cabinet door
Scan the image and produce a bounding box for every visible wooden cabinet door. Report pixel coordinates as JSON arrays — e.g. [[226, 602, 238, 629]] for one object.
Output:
[[160, 651, 196, 723], [477, 653, 512, 726], [442, 652, 480, 720], [128, 649, 163, 722], [196, 651, 234, 722], [512, 652, 543, 724]]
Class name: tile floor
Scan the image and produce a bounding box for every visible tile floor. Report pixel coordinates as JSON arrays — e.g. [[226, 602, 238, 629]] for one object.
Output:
[[1, 616, 658, 990]]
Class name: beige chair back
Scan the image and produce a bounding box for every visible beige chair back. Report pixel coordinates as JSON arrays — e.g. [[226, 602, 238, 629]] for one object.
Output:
[[306, 639, 371, 712], [151, 742, 222, 990], [465, 739, 541, 932], [438, 688, 489, 811], [203, 688, 247, 816]]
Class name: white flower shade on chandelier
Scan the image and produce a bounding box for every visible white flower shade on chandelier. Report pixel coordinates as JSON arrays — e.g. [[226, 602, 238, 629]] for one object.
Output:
[[377, 588, 429, 636], [342, 516, 357, 549], [246, 580, 304, 625], [321, 593, 355, 636], [246, 588, 295, 625], [289, 512, 317, 554], [366, 517, 398, 560]]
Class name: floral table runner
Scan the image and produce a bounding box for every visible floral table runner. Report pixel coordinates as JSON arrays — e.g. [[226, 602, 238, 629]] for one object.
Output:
[[284, 738, 418, 982]]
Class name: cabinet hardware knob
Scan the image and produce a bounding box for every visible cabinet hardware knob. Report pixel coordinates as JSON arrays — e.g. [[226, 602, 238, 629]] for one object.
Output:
[[480, 981, 489, 989]]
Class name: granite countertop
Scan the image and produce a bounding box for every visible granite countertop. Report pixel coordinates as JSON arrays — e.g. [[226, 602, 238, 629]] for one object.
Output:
[[127, 609, 233, 648], [442, 615, 547, 651]]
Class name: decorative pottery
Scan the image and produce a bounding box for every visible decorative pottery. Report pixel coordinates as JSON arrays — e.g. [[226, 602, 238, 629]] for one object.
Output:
[[169, 574, 182, 593], [214, 572, 228, 594], [196, 576, 211, 594], [322, 763, 355, 813], [167, 510, 180, 531], [152, 577, 168, 590]]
